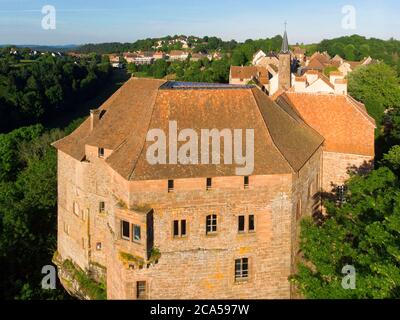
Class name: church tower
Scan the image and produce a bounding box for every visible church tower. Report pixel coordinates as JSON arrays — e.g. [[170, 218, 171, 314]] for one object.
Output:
[[278, 26, 291, 91]]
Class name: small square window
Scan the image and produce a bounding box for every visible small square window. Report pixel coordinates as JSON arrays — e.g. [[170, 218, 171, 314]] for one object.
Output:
[[136, 281, 146, 300], [99, 201, 105, 213], [244, 176, 249, 189], [173, 220, 187, 238], [206, 215, 217, 234], [133, 225, 141, 242], [248, 215, 255, 232], [96, 242, 102, 251], [121, 220, 130, 240], [168, 180, 174, 193], [98, 147, 105, 158], [181, 220, 186, 236], [173, 220, 179, 237], [206, 178, 212, 191], [238, 215, 245, 233], [235, 258, 249, 281]]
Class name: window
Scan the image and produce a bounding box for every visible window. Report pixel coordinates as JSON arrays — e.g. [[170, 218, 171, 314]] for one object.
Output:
[[235, 258, 249, 281], [99, 201, 105, 213], [121, 220, 130, 240], [168, 180, 174, 193], [238, 216, 245, 233], [136, 281, 146, 300], [133, 225, 141, 242], [206, 215, 217, 234], [244, 176, 249, 189], [238, 215, 255, 233], [206, 178, 212, 191], [98, 147, 105, 158], [96, 242, 102, 251], [181, 220, 186, 236], [173, 220, 179, 237], [248, 215, 255, 232], [336, 185, 347, 206], [173, 220, 187, 238]]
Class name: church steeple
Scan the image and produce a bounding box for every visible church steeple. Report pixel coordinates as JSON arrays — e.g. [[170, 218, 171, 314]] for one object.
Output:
[[281, 22, 289, 54], [278, 22, 291, 91]]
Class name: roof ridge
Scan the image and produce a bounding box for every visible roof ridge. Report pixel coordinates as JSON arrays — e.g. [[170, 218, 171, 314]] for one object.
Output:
[[346, 95, 377, 127], [127, 81, 167, 180], [250, 87, 295, 173]]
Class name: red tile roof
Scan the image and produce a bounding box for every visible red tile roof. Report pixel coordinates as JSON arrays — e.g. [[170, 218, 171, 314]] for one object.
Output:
[[53, 78, 324, 180], [276, 92, 376, 156], [230, 66, 268, 80]]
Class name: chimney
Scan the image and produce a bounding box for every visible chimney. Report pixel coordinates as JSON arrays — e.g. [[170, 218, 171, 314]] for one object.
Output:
[[90, 109, 101, 131]]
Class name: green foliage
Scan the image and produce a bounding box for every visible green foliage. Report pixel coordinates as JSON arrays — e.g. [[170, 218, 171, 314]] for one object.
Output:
[[0, 53, 111, 133], [317, 34, 400, 68], [294, 160, 400, 298], [62, 260, 106, 300], [324, 66, 339, 77], [348, 63, 400, 126], [0, 126, 70, 300]]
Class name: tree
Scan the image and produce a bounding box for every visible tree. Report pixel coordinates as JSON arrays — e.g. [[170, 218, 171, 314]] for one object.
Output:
[[348, 63, 400, 126], [344, 44, 356, 61], [0, 127, 71, 299], [293, 152, 400, 299], [152, 59, 168, 79]]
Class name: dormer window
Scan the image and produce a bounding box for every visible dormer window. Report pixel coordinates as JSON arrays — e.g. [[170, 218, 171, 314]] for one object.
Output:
[[98, 147, 105, 158]]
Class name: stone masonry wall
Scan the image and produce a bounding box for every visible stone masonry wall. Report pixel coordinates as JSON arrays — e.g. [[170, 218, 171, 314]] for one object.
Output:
[[322, 151, 374, 192]]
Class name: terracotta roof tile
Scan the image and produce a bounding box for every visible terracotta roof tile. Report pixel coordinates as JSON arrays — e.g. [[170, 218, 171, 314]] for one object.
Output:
[[54, 79, 324, 180], [230, 66, 268, 80], [276, 92, 376, 156]]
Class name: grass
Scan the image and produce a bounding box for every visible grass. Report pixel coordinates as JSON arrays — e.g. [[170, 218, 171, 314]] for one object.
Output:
[[62, 259, 107, 300]]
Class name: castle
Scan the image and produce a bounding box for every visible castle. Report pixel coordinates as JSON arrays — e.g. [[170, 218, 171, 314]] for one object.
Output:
[[52, 31, 375, 299]]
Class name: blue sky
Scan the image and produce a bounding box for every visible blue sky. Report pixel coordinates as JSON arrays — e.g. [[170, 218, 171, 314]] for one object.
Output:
[[0, 0, 399, 45]]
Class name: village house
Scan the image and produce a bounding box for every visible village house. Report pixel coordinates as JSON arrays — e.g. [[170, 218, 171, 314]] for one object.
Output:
[[153, 51, 166, 60], [52, 30, 376, 300], [168, 50, 189, 61], [190, 53, 207, 62], [338, 56, 377, 76], [292, 46, 306, 63], [292, 70, 348, 95]]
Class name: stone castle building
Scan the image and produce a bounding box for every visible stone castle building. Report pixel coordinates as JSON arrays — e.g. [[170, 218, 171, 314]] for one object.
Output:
[[52, 33, 376, 300]]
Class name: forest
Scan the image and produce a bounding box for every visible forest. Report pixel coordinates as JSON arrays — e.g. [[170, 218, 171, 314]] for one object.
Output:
[[0, 48, 111, 133]]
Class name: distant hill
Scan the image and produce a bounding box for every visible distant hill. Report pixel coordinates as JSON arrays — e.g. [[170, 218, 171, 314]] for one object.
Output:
[[0, 44, 78, 52]]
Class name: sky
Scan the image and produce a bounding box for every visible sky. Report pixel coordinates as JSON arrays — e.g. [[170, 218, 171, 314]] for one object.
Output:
[[0, 0, 399, 45]]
